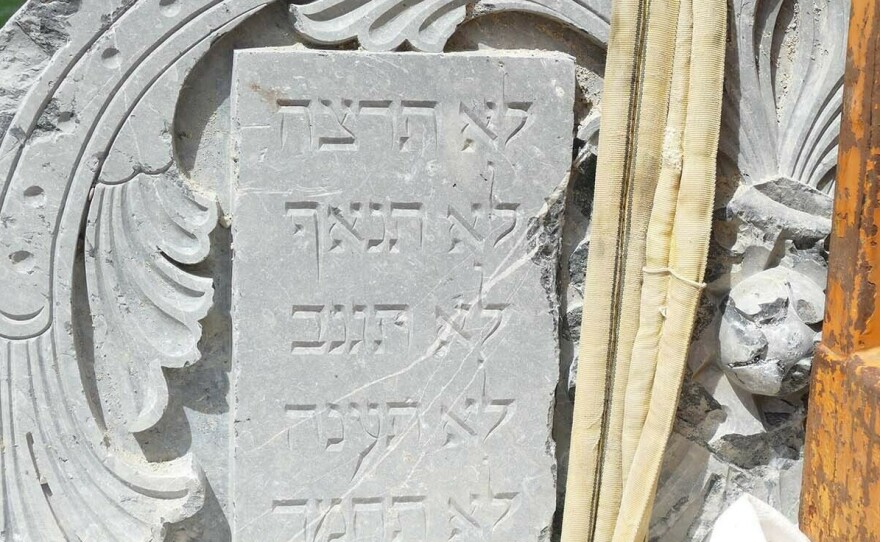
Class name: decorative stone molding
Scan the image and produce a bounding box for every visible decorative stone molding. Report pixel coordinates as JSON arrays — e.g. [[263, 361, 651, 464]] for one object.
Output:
[[709, 0, 846, 398], [292, 0, 610, 51]]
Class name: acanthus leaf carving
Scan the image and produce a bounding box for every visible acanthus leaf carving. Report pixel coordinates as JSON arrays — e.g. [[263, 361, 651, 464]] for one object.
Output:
[[290, 0, 611, 52], [0, 0, 271, 537], [292, 0, 469, 52], [722, 0, 846, 193], [85, 168, 216, 433]]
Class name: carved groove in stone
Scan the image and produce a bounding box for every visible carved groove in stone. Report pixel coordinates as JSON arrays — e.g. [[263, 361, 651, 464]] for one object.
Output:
[[0, 335, 205, 541]]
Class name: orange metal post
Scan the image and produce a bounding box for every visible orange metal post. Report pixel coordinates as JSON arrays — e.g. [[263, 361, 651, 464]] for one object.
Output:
[[800, 1, 880, 539]]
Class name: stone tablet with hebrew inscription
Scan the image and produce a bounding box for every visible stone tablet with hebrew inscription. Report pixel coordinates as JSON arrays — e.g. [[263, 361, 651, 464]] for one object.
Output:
[[231, 50, 574, 540]]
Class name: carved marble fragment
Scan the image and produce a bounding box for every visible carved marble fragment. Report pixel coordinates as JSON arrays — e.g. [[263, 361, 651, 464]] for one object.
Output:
[[0, 0, 848, 539]]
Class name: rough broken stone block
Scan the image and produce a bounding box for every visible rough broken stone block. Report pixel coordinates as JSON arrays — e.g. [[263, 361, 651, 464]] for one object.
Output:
[[719, 266, 824, 396], [230, 49, 574, 539]]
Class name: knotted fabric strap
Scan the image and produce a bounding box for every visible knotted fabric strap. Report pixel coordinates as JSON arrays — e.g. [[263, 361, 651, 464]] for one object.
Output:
[[642, 266, 707, 291]]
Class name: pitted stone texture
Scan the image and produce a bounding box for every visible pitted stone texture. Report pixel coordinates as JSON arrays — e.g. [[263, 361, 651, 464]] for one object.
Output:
[[230, 50, 574, 540]]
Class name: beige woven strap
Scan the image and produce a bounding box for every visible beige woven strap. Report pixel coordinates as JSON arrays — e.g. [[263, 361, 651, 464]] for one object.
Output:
[[559, 1, 650, 539], [560, 0, 726, 540], [614, 2, 726, 537]]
